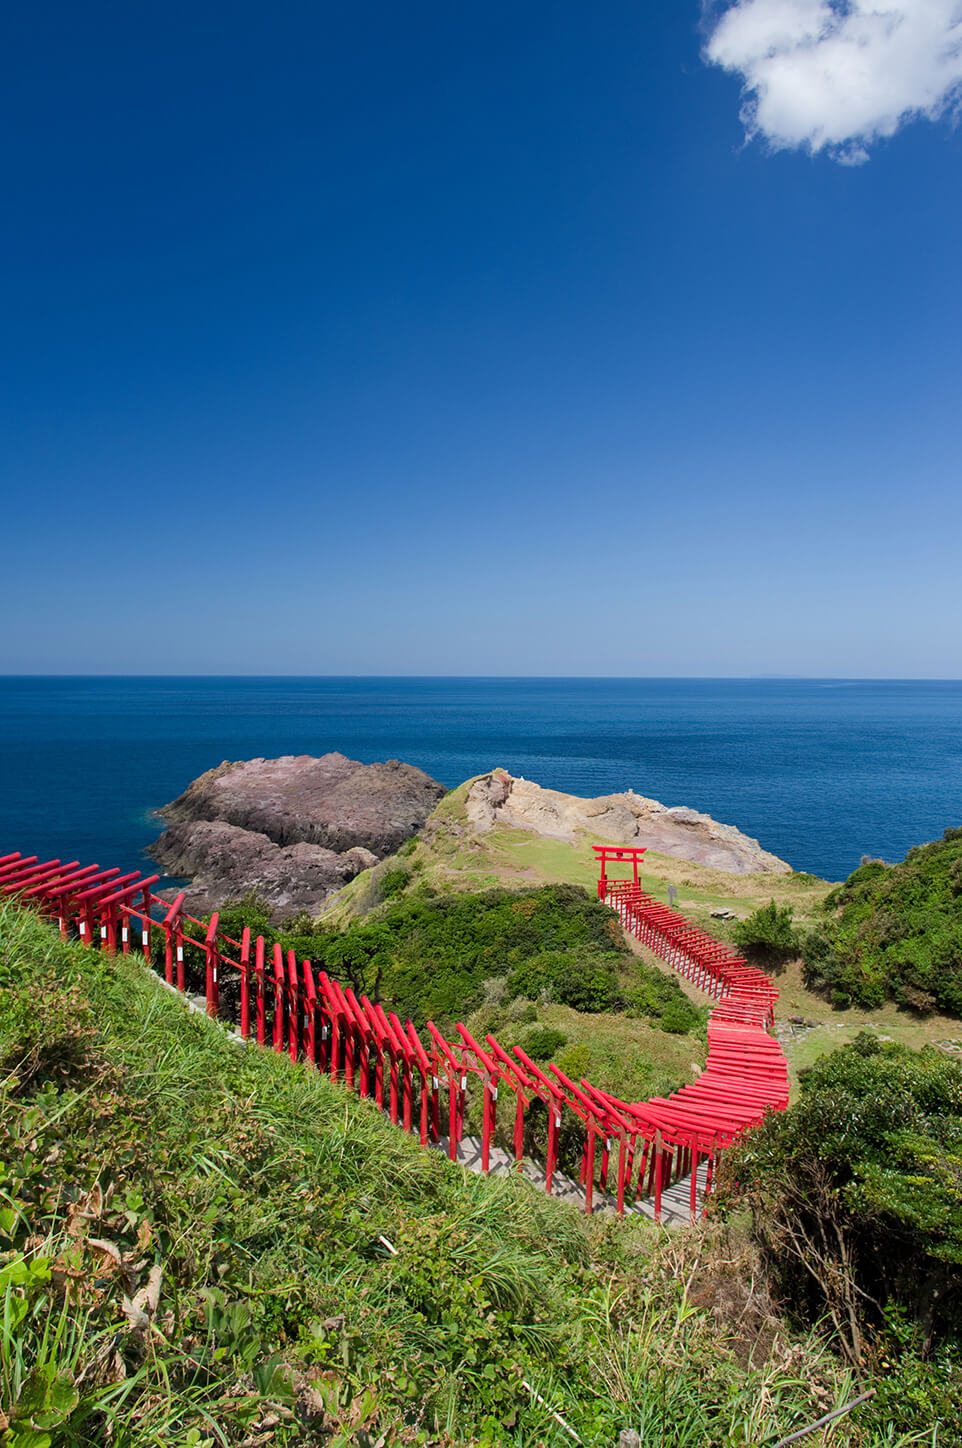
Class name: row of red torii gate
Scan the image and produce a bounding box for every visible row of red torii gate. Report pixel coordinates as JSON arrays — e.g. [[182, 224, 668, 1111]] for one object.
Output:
[[0, 843, 788, 1222]]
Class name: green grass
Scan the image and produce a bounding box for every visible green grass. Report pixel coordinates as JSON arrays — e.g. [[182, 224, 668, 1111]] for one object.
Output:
[[0, 901, 918, 1447], [324, 784, 962, 1087]]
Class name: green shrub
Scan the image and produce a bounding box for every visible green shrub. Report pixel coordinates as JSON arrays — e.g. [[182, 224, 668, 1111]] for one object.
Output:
[[659, 1001, 698, 1034], [378, 866, 411, 900], [732, 900, 800, 959], [521, 1026, 568, 1060], [803, 827, 962, 1014], [555, 1043, 591, 1081], [726, 1033, 962, 1366]]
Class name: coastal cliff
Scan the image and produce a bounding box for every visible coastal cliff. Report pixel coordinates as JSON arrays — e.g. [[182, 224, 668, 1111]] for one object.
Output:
[[149, 755, 790, 920], [465, 770, 791, 876], [149, 752, 445, 918]]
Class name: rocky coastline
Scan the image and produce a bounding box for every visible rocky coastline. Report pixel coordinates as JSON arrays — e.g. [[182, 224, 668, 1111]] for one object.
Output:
[[465, 770, 791, 875], [149, 753, 791, 922], [149, 752, 446, 920]]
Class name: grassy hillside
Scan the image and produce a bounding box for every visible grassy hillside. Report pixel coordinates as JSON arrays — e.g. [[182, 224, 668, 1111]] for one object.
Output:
[[321, 778, 833, 934], [803, 829, 962, 1014], [205, 882, 710, 1110], [0, 902, 906, 1447]]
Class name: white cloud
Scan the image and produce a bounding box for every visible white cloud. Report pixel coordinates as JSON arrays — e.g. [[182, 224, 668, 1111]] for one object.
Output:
[[704, 0, 962, 160]]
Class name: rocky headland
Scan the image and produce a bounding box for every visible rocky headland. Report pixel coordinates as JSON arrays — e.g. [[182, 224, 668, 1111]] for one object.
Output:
[[149, 753, 446, 919], [465, 770, 791, 875], [150, 754, 791, 922]]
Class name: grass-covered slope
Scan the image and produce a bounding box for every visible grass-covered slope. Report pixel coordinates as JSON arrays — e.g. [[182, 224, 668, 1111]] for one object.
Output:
[[0, 902, 884, 1447], [804, 828, 962, 1013], [321, 778, 833, 935]]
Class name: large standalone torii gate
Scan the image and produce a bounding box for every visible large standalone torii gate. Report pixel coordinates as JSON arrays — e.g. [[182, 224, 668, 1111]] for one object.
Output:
[[592, 843, 647, 899]]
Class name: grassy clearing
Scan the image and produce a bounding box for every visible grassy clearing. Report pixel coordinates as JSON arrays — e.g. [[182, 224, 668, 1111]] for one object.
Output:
[[0, 902, 918, 1447]]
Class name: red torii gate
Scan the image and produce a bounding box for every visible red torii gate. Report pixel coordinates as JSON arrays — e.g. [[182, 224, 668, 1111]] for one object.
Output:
[[592, 844, 647, 899], [0, 842, 788, 1224]]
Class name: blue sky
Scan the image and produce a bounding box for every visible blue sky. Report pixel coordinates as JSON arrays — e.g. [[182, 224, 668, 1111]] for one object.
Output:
[[3, 0, 961, 676]]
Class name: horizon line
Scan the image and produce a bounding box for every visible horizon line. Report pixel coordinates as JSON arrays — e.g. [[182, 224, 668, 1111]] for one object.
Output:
[[3, 673, 962, 684]]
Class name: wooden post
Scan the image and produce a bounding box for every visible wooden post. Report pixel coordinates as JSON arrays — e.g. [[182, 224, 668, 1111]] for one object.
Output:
[[240, 928, 251, 1039], [255, 936, 266, 1045]]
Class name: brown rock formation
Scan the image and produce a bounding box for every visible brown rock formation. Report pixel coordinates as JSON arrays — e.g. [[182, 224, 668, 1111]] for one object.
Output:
[[149, 753, 445, 920], [465, 770, 791, 875]]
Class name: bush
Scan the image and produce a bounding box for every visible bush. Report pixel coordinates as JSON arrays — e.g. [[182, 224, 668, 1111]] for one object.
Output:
[[555, 1043, 591, 1081], [803, 828, 962, 1014], [659, 1001, 698, 1034], [732, 900, 800, 959], [726, 1034, 962, 1366], [378, 865, 411, 900], [521, 1026, 568, 1060]]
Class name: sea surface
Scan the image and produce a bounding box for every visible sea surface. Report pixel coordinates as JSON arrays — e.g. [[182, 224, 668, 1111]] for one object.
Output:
[[1, 677, 960, 885]]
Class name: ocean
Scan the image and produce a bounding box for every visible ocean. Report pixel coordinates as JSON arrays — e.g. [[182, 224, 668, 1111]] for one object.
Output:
[[1, 676, 960, 885]]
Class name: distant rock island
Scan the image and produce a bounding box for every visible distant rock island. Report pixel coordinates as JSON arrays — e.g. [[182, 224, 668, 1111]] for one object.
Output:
[[149, 753, 446, 919]]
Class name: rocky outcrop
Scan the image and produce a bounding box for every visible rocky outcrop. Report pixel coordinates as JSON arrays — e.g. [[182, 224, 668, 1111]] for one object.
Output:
[[150, 753, 445, 920], [151, 821, 379, 920], [159, 753, 446, 854], [465, 770, 791, 875]]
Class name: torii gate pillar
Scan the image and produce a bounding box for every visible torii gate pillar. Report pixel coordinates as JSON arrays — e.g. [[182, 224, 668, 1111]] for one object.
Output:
[[592, 845, 647, 900]]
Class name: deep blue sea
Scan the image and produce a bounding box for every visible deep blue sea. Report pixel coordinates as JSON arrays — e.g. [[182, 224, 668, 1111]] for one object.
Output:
[[1, 677, 961, 885]]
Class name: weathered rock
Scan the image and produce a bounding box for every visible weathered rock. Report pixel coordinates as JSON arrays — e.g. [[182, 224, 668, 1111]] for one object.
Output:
[[150, 820, 369, 920], [160, 753, 445, 854], [149, 753, 444, 920], [465, 769, 791, 875]]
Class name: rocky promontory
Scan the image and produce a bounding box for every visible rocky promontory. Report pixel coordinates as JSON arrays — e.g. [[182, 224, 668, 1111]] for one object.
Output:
[[464, 770, 791, 875], [149, 753, 446, 919]]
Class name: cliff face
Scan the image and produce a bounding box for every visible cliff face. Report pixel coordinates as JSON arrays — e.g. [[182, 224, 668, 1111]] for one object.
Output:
[[465, 770, 791, 876], [149, 753, 445, 920]]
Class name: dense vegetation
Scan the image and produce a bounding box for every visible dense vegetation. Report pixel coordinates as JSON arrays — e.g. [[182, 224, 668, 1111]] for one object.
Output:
[[803, 828, 962, 1012], [0, 903, 881, 1447], [726, 1034, 962, 1434], [209, 884, 705, 1037], [732, 899, 801, 962]]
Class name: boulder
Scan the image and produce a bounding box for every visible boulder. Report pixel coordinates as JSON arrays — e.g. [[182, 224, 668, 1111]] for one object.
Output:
[[149, 753, 444, 921]]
